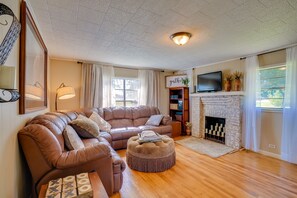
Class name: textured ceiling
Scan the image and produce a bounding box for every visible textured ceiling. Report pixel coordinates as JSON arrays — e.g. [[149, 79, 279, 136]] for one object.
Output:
[[29, 0, 297, 70]]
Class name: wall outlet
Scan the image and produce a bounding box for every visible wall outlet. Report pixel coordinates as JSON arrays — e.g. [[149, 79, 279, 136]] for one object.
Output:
[[268, 144, 276, 149]]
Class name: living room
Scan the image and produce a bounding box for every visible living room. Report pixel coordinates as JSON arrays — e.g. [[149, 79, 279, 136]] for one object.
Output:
[[1, 0, 297, 197]]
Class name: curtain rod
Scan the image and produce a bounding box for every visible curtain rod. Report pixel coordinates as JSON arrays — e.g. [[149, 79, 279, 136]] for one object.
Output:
[[76, 61, 165, 72], [240, 43, 297, 60]]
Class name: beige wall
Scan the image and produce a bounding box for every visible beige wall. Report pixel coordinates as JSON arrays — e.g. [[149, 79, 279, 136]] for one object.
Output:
[[49, 59, 172, 114], [50, 59, 81, 112], [193, 58, 245, 91], [0, 0, 49, 197]]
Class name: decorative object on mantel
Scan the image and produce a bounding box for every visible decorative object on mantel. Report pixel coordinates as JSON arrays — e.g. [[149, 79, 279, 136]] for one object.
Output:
[[170, 32, 192, 46], [0, 88, 20, 103], [181, 77, 190, 87], [233, 71, 243, 91], [165, 74, 187, 88], [0, 3, 21, 65], [175, 137, 236, 158], [185, 122, 192, 136], [55, 83, 75, 111], [19, 1, 48, 114], [224, 73, 233, 92]]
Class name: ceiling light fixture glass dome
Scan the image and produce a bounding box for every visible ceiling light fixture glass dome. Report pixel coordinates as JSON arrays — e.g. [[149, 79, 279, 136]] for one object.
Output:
[[170, 32, 192, 46]]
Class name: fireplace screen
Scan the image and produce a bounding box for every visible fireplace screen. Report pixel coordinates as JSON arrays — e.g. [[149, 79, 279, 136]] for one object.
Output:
[[205, 116, 226, 144]]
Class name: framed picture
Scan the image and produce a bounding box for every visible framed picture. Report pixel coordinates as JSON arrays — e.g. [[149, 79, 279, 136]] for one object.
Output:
[[19, 1, 48, 114], [165, 74, 187, 88]]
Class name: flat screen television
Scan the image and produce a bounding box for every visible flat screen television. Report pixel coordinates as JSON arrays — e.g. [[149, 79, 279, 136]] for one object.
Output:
[[197, 71, 222, 92]]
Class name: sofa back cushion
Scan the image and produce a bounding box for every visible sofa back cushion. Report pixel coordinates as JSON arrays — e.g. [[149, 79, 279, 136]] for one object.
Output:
[[104, 107, 133, 121], [132, 106, 160, 119], [108, 119, 133, 128]]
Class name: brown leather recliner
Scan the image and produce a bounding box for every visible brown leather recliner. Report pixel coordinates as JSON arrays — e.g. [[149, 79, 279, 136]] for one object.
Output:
[[18, 111, 126, 197]]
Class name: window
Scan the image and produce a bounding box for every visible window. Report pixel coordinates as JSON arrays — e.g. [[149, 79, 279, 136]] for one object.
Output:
[[112, 78, 139, 107], [257, 65, 286, 109]]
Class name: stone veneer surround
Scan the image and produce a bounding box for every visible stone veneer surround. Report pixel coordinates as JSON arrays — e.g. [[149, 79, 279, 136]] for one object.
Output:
[[190, 92, 244, 149]]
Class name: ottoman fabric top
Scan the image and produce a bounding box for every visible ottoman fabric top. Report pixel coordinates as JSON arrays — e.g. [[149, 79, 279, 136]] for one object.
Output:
[[127, 135, 175, 159]]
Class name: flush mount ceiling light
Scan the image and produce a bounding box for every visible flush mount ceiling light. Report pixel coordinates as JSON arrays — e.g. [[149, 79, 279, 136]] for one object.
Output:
[[170, 32, 192, 46]]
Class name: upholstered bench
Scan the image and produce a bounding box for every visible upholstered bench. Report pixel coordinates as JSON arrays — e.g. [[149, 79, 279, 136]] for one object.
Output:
[[126, 135, 176, 172]]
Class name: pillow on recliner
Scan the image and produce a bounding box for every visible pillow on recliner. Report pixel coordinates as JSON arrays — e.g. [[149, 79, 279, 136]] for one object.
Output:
[[145, 115, 164, 126], [70, 115, 100, 138], [63, 125, 85, 150], [89, 112, 111, 132]]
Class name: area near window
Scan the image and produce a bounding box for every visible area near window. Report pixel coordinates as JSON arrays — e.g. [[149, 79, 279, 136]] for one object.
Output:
[[257, 65, 286, 109], [112, 78, 139, 107]]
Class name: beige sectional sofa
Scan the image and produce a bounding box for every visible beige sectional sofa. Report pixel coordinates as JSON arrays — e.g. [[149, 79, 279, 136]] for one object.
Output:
[[83, 105, 172, 150]]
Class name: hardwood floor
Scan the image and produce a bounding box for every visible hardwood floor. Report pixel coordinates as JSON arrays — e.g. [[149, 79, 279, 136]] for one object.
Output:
[[111, 143, 297, 198]]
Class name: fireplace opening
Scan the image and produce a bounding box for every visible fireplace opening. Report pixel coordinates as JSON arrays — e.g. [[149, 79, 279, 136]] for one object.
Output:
[[205, 116, 226, 144]]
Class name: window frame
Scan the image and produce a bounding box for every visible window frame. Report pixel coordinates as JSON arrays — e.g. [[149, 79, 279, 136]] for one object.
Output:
[[257, 64, 286, 111], [112, 77, 139, 107]]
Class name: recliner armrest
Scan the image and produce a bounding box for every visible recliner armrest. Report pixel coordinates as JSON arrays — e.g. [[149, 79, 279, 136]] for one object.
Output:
[[55, 143, 111, 169]]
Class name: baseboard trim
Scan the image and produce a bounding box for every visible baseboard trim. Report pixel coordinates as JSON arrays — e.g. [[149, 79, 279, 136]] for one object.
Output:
[[259, 150, 281, 159]]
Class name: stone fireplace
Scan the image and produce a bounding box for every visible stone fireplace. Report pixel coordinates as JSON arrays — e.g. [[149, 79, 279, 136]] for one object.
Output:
[[190, 92, 244, 149]]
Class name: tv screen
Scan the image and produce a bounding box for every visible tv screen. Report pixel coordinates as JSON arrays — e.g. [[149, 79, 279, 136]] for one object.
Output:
[[197, 71, 222, 92]]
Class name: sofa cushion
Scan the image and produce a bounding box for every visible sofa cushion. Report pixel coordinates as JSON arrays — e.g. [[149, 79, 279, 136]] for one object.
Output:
[[63, 125, 85, 150], [104, 107, 133, 121], [145, 115, 164, 126], [81, 138, 100, 147], [133, 117, 149, 127], [161, 115, 172, 125], [110, 127, 141, 141], [89, 112, 111, 132], [70, 115, 99, 138], [109, 119, 133, 129], [132, 106, 160, 119]]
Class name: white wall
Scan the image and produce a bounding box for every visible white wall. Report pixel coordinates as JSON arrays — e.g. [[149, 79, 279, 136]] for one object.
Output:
[[0, 0, 49, 197]]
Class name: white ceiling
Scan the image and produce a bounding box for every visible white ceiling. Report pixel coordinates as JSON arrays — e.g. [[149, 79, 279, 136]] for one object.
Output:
[[28, 0, 297, 70]]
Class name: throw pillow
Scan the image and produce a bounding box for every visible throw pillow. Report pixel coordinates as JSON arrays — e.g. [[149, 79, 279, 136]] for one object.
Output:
[[145, 115, 164, 126], [161, 115, 172, 125], [89, 112, 111, 132], [70, 115, 100, 138], [63, 125, 85, 150]]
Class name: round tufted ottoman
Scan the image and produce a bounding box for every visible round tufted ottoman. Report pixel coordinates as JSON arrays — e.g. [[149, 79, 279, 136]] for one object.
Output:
[[126, 135, 176, 172]]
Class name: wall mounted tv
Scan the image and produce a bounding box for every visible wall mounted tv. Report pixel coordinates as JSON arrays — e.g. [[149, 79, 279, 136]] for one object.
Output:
[[197, 71, 222, 92]]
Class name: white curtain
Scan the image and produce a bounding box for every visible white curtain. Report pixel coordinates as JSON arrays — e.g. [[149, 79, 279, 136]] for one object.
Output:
[[138, 70, 160, 107], [243, 56, 261, 151], [80, 63, 114, 108], [281, 46, 297, 164]]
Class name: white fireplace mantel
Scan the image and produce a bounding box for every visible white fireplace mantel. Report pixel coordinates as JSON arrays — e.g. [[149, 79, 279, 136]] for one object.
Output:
[[190, 91, 245, 97]]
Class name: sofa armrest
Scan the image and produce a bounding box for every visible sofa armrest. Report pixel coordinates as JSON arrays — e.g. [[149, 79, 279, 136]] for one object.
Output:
[[161, 115, 172, 125], [55, 143, 111, 169]]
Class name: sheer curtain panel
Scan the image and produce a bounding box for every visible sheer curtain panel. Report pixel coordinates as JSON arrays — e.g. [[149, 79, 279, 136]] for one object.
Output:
[[243, 56, 261, 152], [281, 46, 297, 164]]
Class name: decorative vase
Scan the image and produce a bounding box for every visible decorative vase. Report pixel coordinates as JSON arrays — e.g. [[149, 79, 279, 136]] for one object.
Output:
[[234, 79, 241, 91], [186, 128, 191, 136], [224, 81, 231, 92]]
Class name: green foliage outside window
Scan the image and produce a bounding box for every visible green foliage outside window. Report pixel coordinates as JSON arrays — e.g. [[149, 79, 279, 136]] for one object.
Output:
[[257, 65, 286, 109]]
